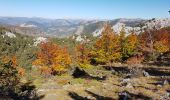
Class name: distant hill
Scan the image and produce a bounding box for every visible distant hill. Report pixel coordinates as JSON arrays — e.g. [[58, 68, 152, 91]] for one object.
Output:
[[0, 17, 170, 38]]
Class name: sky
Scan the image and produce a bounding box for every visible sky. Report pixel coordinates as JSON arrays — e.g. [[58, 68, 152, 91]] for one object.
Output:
[[0, 0, 170, 19]]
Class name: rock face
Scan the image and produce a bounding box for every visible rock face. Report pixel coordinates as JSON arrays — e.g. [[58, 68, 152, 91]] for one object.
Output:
[[92, 28, 104, 37], [112, 22, 141, 35], [92, 18, 170, 37], [145, 18, 170, 29], [33, 37, 47, 46], [4, 32, 16, 38], [75, 35, 84, 42]]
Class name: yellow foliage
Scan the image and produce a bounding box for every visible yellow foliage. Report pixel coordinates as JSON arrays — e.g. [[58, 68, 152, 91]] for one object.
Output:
[[122, 33, 138, 57], [2, 55, 10, 64], [75, 43, 90, 69], [93, 23, 121, 64], [52, 64, 66, 72], [78, 63, 91, 69]]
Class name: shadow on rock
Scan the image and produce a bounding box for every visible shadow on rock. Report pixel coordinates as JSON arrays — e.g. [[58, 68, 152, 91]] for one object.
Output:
[[72, 67, 106, 81], [85, 90, 114, 100], [103, 65, 130, 74], [144, 67, 170, 76], [118, 91, 152, 100], [68, 90, 114, 100], [68, 91, 90, 100]]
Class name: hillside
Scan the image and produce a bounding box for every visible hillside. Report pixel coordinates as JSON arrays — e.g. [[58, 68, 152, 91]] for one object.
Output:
[[0, 23, 170, 99], [1, 17, 170, 38]]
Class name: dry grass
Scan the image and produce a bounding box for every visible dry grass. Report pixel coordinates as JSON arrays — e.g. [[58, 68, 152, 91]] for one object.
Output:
[[30, 64, 170, 100]]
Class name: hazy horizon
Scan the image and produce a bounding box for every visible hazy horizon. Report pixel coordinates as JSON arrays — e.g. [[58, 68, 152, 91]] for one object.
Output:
[[0, 15, 153, 20]]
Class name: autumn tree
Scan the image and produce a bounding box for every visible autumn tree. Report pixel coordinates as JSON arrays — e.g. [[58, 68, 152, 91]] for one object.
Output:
[[154, 28, 170, 53], [75, 43, 91, 69], [121, 33, 138, 61], [0, 55, 22, 96], [139, 27, 170, 61], [0, 55, 42, 99], [138, 29, 157, 61], [119, 27, 126, 43], [92, 23, 121, 66], [0, 55, 25, 76], [119, 27, 126, 61], [32, 42, 71, 75]]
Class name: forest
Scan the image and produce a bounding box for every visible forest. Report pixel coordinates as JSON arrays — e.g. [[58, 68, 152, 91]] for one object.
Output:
[[0, 24, 170, 100]]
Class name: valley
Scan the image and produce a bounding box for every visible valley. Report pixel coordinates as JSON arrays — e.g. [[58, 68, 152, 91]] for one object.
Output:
[[0, 0, 170, 99]]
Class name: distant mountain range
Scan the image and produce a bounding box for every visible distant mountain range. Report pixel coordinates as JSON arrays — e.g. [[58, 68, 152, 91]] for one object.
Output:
[[0, 17, 170, 38]]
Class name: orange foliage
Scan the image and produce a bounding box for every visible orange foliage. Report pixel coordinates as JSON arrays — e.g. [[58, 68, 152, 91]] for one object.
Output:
[[18, 68, 25, 76], [75, 43, 91, 68], [33, 42, 71, 75], [11, 56, 18, 68], [154, 29, 170, 53], [40, 66, 52, 75], [0, 55, 25, 76], [139, 28, 170, 54], [75, 43, 90, 64]]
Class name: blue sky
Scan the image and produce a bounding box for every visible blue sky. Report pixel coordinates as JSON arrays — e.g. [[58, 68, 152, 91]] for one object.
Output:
[[0, 0, 169, 19]]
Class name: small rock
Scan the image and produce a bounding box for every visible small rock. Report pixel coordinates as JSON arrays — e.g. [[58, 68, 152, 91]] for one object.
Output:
[[161, 76, 166, 79], [160, 92, 170, 100], [103, 83, 108, 86], [125, 83, 133, 88], [122, 78, 131, 83], [86, 96, 93, 99], [125, 74, 132, 78], [118, 91, 130, 100], [157, 84, 162, 88], [121, 78, 134, 88], [63, 84, 70, 90], [143, 70, 150, 77], [163, 80, 169, 85], [166, 92, 170, 97], [111, 69, 116, 74]]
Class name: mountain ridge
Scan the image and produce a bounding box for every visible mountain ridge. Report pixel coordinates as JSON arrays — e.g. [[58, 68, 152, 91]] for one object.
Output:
[[0, 16, 169, 38]]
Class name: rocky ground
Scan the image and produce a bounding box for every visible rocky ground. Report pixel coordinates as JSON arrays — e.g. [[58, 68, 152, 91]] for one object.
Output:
[[30, 64, 170, 100]]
